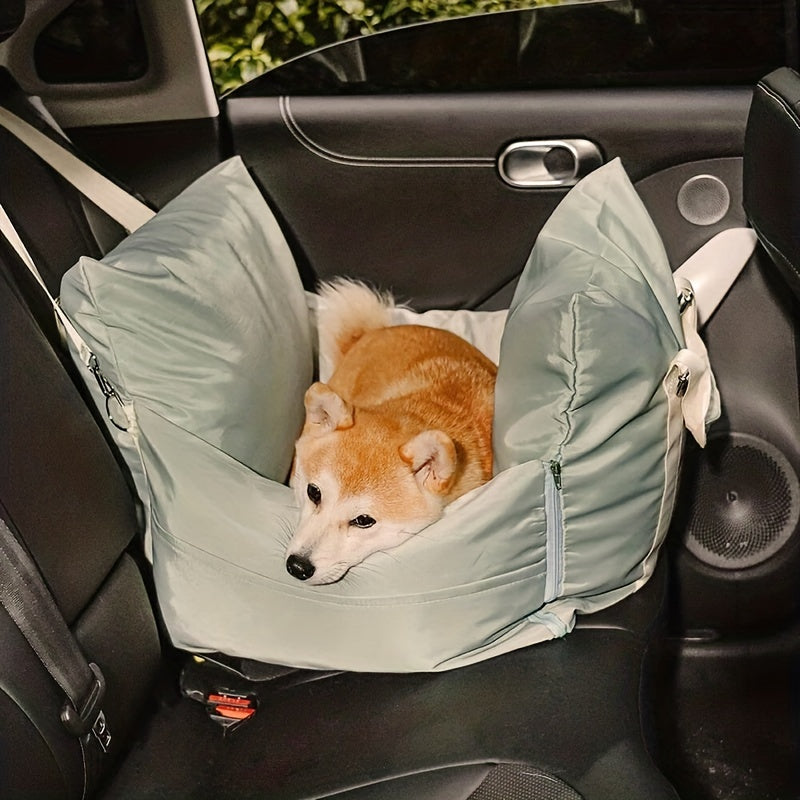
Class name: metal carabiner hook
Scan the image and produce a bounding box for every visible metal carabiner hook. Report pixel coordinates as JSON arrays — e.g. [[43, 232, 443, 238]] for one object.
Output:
[[88, 355, 129, 432]]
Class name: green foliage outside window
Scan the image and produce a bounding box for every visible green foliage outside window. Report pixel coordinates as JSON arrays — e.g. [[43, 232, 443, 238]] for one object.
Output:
[[196, 0, 557, 94]]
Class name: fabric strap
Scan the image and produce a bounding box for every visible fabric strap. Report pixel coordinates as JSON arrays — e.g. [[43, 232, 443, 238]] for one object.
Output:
[[0, 105, 136, 428], [0, 105, 155, 233], [0, 201, 93, 364], [0, 105, 155, 366], [0, 515, 110, 797]]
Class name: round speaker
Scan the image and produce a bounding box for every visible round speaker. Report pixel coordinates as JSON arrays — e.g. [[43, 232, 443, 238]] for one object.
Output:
[[676, 174, 731, 226], [469, 764, 583, 800], [684, 433, 800, 570]]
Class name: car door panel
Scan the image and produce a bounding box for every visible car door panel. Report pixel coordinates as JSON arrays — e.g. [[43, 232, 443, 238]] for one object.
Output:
[[225, 88, 751, 309], [224, 81, 800, 647]]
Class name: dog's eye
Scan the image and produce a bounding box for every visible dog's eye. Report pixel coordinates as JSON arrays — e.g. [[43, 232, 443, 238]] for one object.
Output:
[[307, 483, 322, 505], [350, 515, 376, 529]]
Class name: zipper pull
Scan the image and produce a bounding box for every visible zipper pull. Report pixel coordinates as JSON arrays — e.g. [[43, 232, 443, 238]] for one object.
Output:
[[550, 460, 562, 491]]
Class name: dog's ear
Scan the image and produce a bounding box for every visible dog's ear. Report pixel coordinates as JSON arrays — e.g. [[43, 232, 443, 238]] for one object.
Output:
[[399, 430, 457, 495], [303, 382, 354, 434]]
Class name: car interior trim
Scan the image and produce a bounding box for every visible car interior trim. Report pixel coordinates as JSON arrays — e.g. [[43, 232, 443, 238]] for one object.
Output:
[[279, 96, 495, 168], [0, 0, 218, 128], [498, 139, 604, 188]]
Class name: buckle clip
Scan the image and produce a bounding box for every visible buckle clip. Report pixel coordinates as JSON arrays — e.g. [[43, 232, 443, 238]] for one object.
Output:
[[678, 286, 694, 315], [676, 369, 691, 398], [204, 691, 257, 732], [61, 662, 111, 751], [88, 355, 129, 432]]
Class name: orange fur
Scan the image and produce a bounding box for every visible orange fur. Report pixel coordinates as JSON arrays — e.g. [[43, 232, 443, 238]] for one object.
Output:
[[287, 281, 497, 584], [325, 324, 496, 495]]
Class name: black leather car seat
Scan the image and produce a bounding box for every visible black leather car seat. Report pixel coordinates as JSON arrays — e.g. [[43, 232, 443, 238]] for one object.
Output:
[[744, 66, 800, 299]]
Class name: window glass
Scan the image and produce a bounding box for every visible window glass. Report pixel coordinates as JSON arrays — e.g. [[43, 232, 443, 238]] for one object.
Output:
[[34, 0, 148, 84], [198, 0, 797, 96], [196, 0, 559, 94]]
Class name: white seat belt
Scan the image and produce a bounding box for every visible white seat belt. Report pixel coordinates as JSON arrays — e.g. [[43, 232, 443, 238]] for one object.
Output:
[[0, 202, 90, 361], [0, 105, 154, 233], [673, 227, 758, 326], [0, 105, 151, 429], [0, 102, 758, 443], [0, 202, 130, 430], [0, 103, 758, 326]]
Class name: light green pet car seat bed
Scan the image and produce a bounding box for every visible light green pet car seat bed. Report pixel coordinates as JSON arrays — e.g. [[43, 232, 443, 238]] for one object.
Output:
[[52, 151, 728, 672]]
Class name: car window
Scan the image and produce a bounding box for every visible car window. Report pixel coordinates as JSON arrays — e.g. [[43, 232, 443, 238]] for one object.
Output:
[[196, 0, 585, 94], [34, 0, 148, 84], [197, 0, 797, 96]]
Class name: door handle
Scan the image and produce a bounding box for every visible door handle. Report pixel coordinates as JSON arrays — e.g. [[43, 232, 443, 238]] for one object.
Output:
[[498, 139, 603, 188]]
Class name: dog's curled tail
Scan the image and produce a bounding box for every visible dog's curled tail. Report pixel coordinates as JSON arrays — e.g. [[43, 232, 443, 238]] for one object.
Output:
[[316, 278, 395, 370]]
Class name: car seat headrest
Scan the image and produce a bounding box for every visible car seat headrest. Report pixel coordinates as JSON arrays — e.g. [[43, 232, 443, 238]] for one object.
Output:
[[743, 67, 800, 298], [0, 0, 24, 44]]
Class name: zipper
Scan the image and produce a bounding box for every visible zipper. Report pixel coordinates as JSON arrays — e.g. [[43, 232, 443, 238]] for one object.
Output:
[[543, 458, 564, 603]]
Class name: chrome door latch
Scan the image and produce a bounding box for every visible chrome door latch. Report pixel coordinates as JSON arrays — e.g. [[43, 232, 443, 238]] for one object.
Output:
[[498, 139, 603, 188]]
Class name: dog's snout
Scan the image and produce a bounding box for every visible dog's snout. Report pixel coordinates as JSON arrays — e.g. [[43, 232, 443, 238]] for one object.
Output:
[[286, 554, 316, 581]]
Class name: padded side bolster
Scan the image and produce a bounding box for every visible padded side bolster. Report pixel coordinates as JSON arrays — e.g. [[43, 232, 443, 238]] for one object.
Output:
[[0, 594, 85, 800], [0, 690, 71, 800], [318, 765, 491, 799], [743, 67, 800, 297]]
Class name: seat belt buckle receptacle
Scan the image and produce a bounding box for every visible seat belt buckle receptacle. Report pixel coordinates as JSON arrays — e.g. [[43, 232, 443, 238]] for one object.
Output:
[[60, 661, 112, 752]]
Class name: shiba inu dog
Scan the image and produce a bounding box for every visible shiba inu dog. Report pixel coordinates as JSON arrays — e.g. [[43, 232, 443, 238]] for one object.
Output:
[[286, 279, 497, 585]]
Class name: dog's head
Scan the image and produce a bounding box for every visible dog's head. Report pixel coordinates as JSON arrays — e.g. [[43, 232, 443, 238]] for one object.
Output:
[[286, 382, 458, 585]]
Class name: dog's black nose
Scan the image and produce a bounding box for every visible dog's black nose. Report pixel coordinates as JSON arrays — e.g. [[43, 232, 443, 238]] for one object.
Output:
[[286, 554, 316, 581]]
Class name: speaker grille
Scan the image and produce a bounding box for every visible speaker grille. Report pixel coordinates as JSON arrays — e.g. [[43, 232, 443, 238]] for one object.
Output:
[[676, 174, 730, 226], [685, 433, 799, 569], [468, 764, 583, 800]]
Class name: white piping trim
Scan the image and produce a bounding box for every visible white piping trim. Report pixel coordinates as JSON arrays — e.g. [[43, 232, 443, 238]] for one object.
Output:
[[757, 81, 800, 135], [279, 96, 494, 168]]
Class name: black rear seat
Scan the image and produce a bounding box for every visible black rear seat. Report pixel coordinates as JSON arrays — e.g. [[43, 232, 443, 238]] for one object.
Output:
[[0, 67, 162, 799], [0, 47, 678, 800]]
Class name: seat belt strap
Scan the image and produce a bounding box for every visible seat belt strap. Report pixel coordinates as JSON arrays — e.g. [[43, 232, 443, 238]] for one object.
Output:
[[0, 514, 111, 797], [0, 199, 132, 432], [0, 105, 155, 233], [0, 202, 92, 363], [0, 515, 110, 743]]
